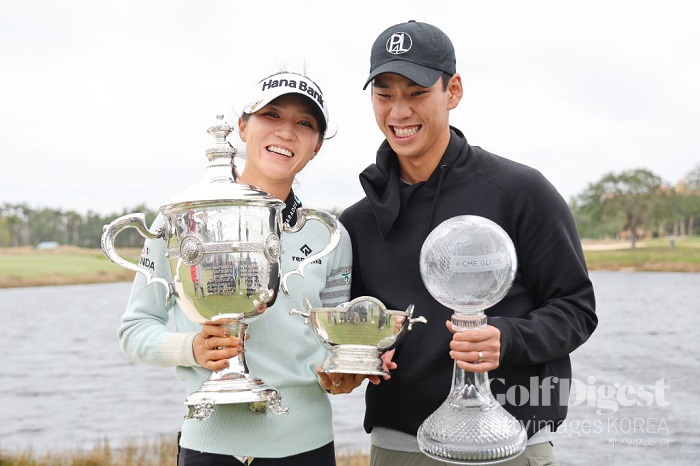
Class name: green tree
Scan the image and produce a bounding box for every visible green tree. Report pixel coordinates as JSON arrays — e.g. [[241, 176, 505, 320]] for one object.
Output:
[[574, 168, 664, 248], [2, 203, 32, 246], [680, 163, 700, 235], [29, 207, 65, 244], [0, 216, 11, 246]]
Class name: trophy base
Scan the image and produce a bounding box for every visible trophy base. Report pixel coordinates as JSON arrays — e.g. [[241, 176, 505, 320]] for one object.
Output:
[[184, 377, 288, 420], [321, 345, 389, 376], [421, 449, 524, 466], [417, 400, 527, 465]]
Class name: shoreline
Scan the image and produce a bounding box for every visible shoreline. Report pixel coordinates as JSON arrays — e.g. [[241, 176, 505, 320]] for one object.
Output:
[[2, 263, 699, 290], [1, 241, 699, 289]]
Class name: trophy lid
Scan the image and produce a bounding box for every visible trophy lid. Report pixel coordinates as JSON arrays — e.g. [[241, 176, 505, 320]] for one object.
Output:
[[161, 115, 284, 211]]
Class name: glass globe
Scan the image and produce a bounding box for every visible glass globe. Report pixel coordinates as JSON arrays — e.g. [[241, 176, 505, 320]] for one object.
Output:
[[419, 215, 516, 315]]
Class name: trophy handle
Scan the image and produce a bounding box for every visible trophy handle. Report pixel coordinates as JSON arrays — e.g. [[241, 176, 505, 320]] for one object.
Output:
[[289, 297, 313, 324], [280, 208, 340, 296], [405, 304, 428, 330], [101, 213, 173, 301]]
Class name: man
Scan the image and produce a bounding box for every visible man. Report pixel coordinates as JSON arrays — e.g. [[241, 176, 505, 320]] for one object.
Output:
[[322, 20, 597, 465]]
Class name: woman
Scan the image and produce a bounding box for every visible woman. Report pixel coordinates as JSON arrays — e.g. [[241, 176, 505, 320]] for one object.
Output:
[[119, 71, 352, 466]]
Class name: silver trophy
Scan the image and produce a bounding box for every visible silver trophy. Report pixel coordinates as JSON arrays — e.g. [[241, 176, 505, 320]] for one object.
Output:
[[416, 215, 527, 464], [291, 297, 426, 375], [102, 115, 340, 421]]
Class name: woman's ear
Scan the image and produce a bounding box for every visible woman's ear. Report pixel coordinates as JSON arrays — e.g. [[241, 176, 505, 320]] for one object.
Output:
[[238, 117, 247, 142], [313, 140, 323, 157]]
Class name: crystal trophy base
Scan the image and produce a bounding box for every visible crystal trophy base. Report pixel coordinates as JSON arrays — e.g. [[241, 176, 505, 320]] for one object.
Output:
[[417, 398, 527, 465]]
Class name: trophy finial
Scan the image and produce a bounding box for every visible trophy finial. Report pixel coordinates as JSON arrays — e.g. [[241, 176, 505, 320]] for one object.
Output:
[[205, 114, 236, 163]]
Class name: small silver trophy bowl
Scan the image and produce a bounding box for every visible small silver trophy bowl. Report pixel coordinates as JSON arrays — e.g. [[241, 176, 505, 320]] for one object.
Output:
[[291, 296, 426, 375], [101, 115, 340, 420]]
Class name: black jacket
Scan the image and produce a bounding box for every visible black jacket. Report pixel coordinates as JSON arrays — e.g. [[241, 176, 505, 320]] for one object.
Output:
[[339, 127, 597, 438]]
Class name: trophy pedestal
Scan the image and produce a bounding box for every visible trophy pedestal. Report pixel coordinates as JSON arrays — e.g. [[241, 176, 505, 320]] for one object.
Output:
[[184, 319, 288, 420], [185, 375, 287, 420], [417, 388, 527, 464], [321, 345, 388, 376], [416, 315, 527, 464]]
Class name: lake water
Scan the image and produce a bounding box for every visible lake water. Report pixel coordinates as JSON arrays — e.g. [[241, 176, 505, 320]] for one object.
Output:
[[1, 271, 699, 465]]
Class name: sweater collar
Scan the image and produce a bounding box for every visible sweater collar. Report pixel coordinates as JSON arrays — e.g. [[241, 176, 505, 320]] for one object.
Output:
[[282, 189, 302, 228]]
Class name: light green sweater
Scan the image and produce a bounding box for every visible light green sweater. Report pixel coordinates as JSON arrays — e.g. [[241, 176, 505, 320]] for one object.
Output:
[[118, 213, 352, 458]]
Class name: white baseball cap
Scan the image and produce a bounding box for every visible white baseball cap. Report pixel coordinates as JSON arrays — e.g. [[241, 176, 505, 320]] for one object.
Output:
[[241, 72, 329, 134]]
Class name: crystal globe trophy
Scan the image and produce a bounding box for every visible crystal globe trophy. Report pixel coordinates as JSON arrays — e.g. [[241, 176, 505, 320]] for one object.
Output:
[[416, 216, 527, 464]]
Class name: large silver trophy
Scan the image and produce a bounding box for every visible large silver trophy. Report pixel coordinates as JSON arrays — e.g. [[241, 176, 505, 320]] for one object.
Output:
[[291, 296, 426, 375], [102, 115, 340, 421], [416, 216, 526, 464]]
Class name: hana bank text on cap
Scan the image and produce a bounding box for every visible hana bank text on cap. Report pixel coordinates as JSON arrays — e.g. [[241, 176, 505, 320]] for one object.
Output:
[[364, 20, 456, 89], [241, 72, 329, 134]]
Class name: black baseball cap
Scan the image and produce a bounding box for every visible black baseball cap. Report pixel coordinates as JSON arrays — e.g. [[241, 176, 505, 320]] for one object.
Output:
[[363, 20, 456, 89]]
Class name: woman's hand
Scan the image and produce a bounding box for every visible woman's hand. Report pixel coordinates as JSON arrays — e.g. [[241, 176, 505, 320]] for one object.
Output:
[[317, 348, 398, 394], [193, 319, 244, 371], [317, 370, 367, 394]]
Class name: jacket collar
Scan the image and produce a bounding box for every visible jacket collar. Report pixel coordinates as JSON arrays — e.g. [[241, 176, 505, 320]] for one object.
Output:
[[359, 127, 468, 238]]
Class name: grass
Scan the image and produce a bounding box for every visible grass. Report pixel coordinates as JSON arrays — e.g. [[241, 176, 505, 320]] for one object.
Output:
[[0, 437, 369, 465], [581, 236, 700, 272], [0, 246, 139, 288]]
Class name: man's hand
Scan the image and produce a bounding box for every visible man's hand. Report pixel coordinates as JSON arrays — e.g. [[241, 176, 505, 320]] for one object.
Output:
[[446, 321, 501, 372]]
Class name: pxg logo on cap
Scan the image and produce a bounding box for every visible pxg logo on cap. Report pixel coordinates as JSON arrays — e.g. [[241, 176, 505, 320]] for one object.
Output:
[[386, 32, 412, 55], [364, 20, 456, 89]]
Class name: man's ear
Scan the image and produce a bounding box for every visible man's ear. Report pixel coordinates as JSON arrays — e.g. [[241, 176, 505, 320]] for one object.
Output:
[[447, 73, 463, 110]]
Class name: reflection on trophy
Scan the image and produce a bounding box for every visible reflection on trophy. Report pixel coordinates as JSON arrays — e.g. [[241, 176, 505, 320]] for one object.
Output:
[[291, 296, 426, 375], [101, 115, 340, 421], [416, 215, 527, 464]]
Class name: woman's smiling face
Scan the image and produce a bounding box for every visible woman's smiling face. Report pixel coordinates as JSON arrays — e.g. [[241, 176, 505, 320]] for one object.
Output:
[[239, 94, 323, 188]]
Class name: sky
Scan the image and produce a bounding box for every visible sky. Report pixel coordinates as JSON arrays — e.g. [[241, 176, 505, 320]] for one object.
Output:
[[2, 0, 699, 216]]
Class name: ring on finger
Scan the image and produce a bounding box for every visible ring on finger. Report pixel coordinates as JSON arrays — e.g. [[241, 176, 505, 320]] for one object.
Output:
[[477, 351, 483, 363], [205, 338, 213, 349], [332, 376, 343, 387]]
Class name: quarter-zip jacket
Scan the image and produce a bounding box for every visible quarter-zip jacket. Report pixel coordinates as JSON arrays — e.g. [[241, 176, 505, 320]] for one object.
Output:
[[339, 127, 597, 438]]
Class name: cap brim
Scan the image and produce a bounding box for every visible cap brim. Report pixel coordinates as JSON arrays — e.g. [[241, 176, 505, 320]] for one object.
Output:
[[363, 61, 443, 89], [241, 75, 329, 133]]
